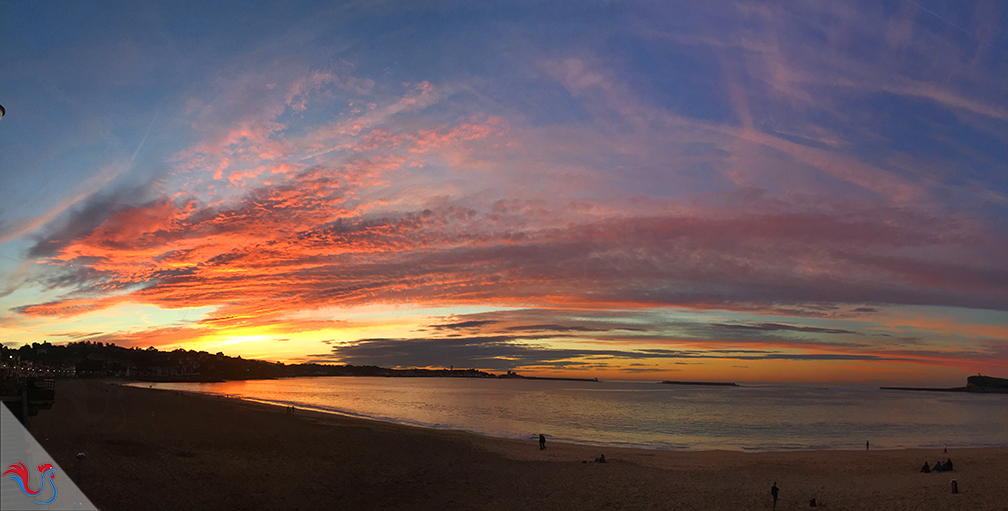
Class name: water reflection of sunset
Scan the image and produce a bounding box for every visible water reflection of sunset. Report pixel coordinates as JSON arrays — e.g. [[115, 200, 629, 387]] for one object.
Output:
[[136, 378, 1008, 451]]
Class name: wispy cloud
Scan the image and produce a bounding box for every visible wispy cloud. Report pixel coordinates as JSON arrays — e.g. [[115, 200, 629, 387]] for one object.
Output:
[[3, 0, 1006, 384]]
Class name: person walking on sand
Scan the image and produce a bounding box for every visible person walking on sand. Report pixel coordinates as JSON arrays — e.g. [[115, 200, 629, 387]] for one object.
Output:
[[539, 434, 546, 450], [771, 482, 779, 510]]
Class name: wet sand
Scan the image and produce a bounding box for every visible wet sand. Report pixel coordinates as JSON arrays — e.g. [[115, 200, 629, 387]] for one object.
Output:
[[27, 380, 1008, 510]]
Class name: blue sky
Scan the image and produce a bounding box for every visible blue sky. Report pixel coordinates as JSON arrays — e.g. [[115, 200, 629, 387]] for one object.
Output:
[[1, 1, 1006, 386]]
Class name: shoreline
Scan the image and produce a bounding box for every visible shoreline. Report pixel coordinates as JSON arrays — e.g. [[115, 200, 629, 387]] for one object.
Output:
[[174, 389, 1008, 461], [166, 391, 1008, 453], [27, 379, 1008, 510], [122, 380, 1006, 454]]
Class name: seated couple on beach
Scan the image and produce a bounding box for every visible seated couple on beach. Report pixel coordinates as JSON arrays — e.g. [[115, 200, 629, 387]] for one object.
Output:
[[921, 459, 953, 473]]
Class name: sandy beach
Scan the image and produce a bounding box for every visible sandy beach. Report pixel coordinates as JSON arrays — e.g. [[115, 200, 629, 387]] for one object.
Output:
[[24, 380, 1008, 510]]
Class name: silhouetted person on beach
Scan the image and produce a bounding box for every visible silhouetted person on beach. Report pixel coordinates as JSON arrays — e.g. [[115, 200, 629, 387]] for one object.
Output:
[[933, 460, 944, 472], [594, 454, 606, 463], [539, 434, 546, 450], [944, 443, 948, 454], [943, 458, 953, 471], [921, 462, 931, 473], [866, 441, 869, 451], [771, 482, 779, 510]]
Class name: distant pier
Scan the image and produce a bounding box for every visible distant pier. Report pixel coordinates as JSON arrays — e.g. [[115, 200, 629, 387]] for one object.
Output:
[[881, 375, 1008, 394], [518, 376, 600, 382], [660, 380, 738, 386], [879, 386, 965, 393], [498, 371, 599, 382]]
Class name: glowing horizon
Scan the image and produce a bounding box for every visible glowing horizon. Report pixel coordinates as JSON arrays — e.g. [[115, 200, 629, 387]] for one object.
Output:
[[2, 1, 1006, 387]]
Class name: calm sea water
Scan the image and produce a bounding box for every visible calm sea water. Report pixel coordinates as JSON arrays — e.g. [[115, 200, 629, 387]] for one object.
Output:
[[134, 377, 1008, 452]]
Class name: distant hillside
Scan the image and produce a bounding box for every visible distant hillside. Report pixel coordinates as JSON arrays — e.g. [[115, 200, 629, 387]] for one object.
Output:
[[1, 341, 496, 382], [966, 375, 1008, 393]]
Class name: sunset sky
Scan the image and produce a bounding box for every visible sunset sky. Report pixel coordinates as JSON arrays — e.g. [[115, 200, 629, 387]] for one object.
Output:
[[1, 1, 1006, 386]]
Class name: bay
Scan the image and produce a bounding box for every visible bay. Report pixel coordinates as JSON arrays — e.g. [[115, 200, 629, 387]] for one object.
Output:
[[133, 377, 1008, 452]]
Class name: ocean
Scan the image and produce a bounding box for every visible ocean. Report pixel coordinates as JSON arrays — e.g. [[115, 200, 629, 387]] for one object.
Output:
[[133, 377, 1008, 452]]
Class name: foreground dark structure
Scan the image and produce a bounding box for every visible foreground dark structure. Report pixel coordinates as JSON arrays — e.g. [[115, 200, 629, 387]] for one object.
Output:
[[0, 377, 55, 426]]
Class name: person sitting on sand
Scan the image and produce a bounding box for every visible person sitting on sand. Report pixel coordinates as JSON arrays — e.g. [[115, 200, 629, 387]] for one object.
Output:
[[943, 458, 953, 471], [539, 434, 546, 450], [921, 462, 931, 473], [594, 454, 606, 463], [933, 460, 944, 472]]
